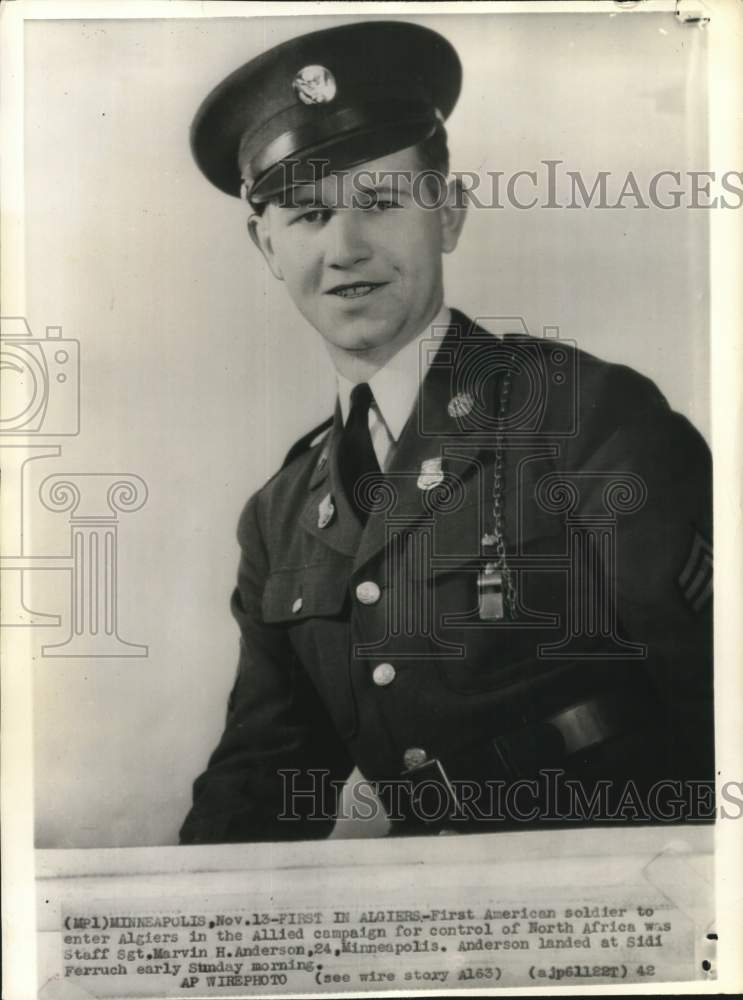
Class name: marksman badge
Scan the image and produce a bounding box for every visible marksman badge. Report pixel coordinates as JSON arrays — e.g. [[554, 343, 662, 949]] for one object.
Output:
[[417, 457, 444, 491], [293, 65, 337, 105], [317, 492, 335, 529], [447, 392, 474, 419]]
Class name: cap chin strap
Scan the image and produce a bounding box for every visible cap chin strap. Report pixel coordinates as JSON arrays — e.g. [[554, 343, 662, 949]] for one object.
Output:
[[242, 99, 437, 203]]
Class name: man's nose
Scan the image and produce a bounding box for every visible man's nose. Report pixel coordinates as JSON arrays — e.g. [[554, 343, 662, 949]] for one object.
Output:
[[325, 210, 371, 269]]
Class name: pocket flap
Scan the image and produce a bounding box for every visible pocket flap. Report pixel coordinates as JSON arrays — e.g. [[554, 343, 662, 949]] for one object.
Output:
[[262, 564, 349, 623]]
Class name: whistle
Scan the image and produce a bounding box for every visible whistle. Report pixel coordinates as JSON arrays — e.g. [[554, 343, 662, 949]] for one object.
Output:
[[478, 562, 504, 620]]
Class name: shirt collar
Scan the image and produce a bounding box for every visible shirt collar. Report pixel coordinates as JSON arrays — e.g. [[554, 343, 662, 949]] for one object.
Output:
[[336, 304, 451, 440]]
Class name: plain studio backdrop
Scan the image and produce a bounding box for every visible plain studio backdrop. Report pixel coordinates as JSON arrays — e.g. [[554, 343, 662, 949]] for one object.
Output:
[[19, 10, 709, 848]]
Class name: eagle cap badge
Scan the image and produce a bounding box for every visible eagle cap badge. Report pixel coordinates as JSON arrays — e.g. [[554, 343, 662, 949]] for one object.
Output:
[[293, 65, 337, 105]]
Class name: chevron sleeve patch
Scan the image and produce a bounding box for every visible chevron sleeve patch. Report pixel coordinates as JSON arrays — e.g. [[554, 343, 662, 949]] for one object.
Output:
[[678, 529, 713, 613]]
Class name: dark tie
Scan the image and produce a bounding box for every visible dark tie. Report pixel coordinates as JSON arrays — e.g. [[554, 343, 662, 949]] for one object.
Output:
[[338, 382, 380, 525]]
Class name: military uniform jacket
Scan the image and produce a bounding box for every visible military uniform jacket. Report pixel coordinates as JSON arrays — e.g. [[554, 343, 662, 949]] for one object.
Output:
[[180, 311, 713, 843]]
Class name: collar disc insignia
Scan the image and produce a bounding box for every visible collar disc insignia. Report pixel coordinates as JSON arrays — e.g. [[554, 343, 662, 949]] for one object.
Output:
[[447, 392, 475, 419]]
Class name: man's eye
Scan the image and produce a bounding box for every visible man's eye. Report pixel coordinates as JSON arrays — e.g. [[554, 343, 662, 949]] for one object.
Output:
[[297, 208, 332, 224]]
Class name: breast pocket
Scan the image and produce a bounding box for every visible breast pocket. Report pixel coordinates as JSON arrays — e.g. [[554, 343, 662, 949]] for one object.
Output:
[[428, 563, 560, 695], [262, 562, 357, 739]]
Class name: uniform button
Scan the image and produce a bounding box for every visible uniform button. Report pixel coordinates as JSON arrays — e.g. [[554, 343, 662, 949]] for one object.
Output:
[[403, 747, 428, 769], [372, 662, 396, 686], [356, 581, 381, 605], [291, 597, 303, 614]]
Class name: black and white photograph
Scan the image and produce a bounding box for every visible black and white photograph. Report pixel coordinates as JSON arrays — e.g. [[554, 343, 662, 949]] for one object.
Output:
[[1, 1, 741, 997]]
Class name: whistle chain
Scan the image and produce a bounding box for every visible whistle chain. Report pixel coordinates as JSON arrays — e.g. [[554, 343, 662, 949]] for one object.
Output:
[[481, 353, 516, 619]]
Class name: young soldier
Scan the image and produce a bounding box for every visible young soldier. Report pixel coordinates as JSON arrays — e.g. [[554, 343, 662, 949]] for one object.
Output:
[[180, 20, 713, 843]]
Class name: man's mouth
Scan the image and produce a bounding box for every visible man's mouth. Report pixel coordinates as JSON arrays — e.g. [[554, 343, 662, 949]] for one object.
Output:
[[326, 282, 386, 299]]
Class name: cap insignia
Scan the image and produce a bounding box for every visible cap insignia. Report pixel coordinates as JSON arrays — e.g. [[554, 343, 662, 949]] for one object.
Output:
[[293, 65, 337, 106]]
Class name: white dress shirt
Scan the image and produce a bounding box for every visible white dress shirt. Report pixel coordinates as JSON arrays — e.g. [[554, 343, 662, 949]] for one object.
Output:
[[336, 306, 451, 472]]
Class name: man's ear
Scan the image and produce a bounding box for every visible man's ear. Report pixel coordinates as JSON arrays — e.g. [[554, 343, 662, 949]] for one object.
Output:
[[439, 177, 468, 255], [248, 211, 284, 281]]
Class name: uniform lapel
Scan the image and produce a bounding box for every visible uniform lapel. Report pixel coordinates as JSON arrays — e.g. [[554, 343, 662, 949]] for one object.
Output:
[[353, 311, 509, 573], [299, 403, 363, 558], [300, 312, 549, 570]]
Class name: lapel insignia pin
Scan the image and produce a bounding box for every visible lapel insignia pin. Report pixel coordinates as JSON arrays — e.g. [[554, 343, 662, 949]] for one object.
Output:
[[317, 492, 335, 529], [447, 392, 474, 419], [417, 457, 444, 491], [317, 449, 328, 471]]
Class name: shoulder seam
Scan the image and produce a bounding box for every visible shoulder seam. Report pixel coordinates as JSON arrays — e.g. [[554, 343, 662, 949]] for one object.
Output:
[[280, 415, 333, 471]]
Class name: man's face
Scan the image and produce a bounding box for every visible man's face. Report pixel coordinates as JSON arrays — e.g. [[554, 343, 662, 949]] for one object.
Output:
[[249, 146, 465, 364]]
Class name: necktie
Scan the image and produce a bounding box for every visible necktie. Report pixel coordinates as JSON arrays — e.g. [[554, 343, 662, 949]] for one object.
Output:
[[338, 383, 380, 525]]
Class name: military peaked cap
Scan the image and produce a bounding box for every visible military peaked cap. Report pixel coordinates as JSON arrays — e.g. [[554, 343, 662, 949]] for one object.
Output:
[[191, 20, 462, 202]]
